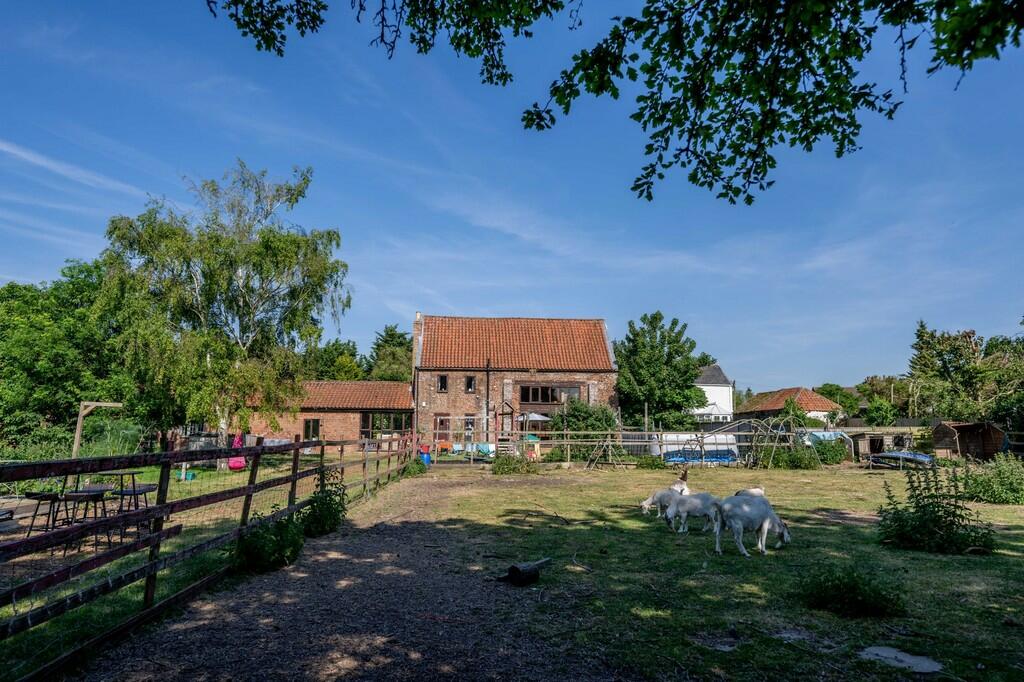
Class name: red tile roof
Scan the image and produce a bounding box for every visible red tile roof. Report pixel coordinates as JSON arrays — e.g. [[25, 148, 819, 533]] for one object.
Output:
[[299, 381, 412, 410], [736, 387, 841, 414], [418, 316, 614, 371]]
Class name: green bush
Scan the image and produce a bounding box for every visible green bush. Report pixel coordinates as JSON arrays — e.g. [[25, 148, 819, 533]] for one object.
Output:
[[814, 439, 849, 465], [962, 454, 1024, 504], [798, 564, 906, 618], [542, 448, 568, 463], [403, 455, 429, 476], [234, 508, 305, 572], [635, 455, 667, 470], [762, 447, 819, 469], [491, 454, 538, 475], [879, 466, 995, 554], [302, 468, 347, 538]]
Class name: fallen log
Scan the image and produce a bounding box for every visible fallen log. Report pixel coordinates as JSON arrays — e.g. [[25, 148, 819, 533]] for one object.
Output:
[[496, 558, 552, 587]]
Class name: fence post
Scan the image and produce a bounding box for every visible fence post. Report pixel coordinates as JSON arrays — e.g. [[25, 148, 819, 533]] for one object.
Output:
[[288, 434, 301, 507], [142, 458, 173, 608], [386, 437, 393, 484], [239, 437, 264, 527], [375, 442, 381, 492], [361, 439, 369, 498]]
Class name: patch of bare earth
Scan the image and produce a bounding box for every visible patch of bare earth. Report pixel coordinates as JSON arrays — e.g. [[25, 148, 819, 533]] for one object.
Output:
[[77, 472, 617, 681]]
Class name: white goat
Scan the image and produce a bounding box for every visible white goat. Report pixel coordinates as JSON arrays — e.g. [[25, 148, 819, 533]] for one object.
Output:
[[664, 492, 719, 534], [734, 487, 766, 497], [640, 488, 681, 517], [669, 468, 690, 495], [714, 495, 790, 557]]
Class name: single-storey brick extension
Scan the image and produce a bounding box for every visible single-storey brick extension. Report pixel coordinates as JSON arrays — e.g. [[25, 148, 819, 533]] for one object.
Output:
[[247, 380, 413, 443], [735, 386, 841, 422], [412, 313, 618, 441]]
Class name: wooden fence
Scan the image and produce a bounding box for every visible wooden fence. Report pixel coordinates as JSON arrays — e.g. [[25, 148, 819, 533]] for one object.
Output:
[[0, 432, 415, 681]]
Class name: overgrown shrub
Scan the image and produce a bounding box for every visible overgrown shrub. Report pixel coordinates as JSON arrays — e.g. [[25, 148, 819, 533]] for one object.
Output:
[[797, 564, 906, 618], [762, 447, 819, 469], [814, 439, 849, 465], [542, 448, 568, 463], [234, 508, 305, 572], [403, 456, 429, 476], [302, 468, 347, 538], [491, 454, 538, 475], [878, 466, 995, 554], [962, 454, 1024, 505], [635, 455, 667, 470]]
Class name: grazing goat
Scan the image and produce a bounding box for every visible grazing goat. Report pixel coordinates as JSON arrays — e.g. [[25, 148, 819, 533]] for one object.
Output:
[[714, 495, 790, 557], [734, 487, 765, 497], [664, 492, 719, 534], [669, 468, 690, 495], [640, 488, 681, 517]]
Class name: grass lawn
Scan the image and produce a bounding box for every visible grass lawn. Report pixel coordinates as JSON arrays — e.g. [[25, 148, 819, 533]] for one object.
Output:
[[433, 466, 1024, 680]]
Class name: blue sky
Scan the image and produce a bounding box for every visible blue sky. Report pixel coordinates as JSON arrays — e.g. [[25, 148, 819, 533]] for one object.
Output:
[[2, 3, 1022, 392]]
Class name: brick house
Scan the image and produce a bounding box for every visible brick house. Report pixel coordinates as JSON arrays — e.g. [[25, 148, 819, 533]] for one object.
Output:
[[735, 387, 841, 422], [412, 313, 618, 443], [248, 381, 413, 444]]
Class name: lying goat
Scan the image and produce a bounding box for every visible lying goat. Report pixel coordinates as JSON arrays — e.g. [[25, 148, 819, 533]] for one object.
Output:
[[664, 492, 719, 534], [734, 487, 765, 497], [640, 488, 681, 517], [714, 495, 790, 557]]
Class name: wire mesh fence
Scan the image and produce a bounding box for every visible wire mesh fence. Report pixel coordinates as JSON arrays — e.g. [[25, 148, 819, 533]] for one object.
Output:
[[0, 432, 414, 681]]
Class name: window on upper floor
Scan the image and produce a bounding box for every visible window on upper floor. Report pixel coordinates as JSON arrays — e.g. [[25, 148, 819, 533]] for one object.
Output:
[[519, 385, 581, 404], [437, 375, 448, 393], [465, 375, 476, 393]]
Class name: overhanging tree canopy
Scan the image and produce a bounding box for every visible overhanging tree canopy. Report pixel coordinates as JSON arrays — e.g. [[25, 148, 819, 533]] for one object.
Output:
[[205, 1, 1024, 202]]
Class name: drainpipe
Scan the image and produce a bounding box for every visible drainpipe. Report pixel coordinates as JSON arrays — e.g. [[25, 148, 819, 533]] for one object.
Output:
[[485, 358, 491, 446]]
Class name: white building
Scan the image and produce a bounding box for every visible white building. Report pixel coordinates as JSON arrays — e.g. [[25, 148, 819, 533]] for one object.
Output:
[[693, 364, 734, 424]]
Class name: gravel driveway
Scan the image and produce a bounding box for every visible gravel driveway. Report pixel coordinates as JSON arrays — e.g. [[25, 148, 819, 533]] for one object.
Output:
[[78, 471, 616, 681]]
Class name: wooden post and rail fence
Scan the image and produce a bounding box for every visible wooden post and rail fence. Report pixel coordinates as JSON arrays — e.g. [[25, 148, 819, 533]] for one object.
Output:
[[0, 431, 415, 681]]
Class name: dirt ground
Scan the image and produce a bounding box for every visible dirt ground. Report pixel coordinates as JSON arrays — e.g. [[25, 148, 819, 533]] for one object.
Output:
[[78, 471, 617, 681]]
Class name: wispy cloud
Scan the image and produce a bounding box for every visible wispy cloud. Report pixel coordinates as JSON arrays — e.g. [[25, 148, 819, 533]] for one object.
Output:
[[0, 138, 147, 198], [0, 191, 108, 216], [0, 207, 105, 251]]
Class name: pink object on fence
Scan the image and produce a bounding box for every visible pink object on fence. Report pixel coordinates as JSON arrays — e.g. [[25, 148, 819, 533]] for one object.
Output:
[[228, 434, 246, 470]]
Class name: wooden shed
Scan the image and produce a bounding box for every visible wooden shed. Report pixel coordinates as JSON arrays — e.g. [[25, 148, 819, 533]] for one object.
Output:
[[932, 422, 1007, 461]]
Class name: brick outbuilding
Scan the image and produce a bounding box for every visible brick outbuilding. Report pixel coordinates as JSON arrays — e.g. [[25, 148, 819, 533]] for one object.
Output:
[[248, 381, 413, 444]]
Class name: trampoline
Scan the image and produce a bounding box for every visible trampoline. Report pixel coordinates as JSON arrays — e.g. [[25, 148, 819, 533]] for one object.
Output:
[[867, 451, 934, 469]]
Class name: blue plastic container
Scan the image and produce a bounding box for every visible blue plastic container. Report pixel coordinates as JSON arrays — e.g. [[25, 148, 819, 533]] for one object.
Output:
[[420, 452, 432, 467]]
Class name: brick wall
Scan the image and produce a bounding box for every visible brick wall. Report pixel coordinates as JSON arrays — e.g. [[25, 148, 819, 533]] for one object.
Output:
[[248, 410, 363, 443], [414, 369, 617, 438]]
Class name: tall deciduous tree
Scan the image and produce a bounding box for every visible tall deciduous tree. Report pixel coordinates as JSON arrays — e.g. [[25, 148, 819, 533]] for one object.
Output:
[[365, 324, 413, 381], [815, 382, 861, 419], [0, 261, 151, 451], [99, 161, 350, 441], [906, 319, 1024, 422], [304, 339, 364, 380], [207, 1, 1024, 202], [613, 311, 712, 430]]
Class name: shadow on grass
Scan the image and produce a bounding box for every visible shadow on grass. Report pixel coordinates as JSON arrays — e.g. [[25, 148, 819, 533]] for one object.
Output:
[[58, 492, 1024, 682]]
